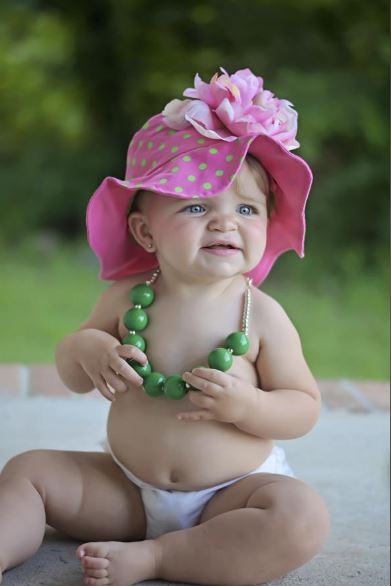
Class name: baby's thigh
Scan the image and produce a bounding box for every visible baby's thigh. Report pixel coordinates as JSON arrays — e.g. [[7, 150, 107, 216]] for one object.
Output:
[[200, 473, 329, 538], [1, 449, 145, 542]]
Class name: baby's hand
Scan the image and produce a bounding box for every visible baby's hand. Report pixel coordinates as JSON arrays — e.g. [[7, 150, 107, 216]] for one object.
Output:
[[179, 368, 257, 423], [77, 329, 147, 401]]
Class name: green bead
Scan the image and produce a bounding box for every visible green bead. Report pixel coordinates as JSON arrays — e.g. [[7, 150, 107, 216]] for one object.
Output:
[[164, 375, 188, 400], [121, 333, 146, 351], [225, 331, 249, 356], [208, 348, 233, 372], [123, 308, 148, 331], [128, 360, 152, 379], [144, 372, 166, 397], [130, 284, 155, 308]]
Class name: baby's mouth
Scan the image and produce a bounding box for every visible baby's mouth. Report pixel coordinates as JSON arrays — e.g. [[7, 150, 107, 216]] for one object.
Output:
[[201, 242, 241, 255], [204, 244, 237, 250], [202, 240, 241, 250]]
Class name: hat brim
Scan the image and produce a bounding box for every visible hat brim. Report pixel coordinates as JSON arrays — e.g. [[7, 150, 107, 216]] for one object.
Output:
[[87, 131, 312, 285], [247, 135, 312, 284]]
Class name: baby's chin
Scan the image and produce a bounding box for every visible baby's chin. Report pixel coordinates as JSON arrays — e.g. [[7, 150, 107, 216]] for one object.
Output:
[[200, 253, 263, 277], [194, 261, 249, 282]]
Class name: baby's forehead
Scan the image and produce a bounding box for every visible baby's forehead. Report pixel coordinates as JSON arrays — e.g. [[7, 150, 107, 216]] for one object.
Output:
[[233, 158, 269, 199]]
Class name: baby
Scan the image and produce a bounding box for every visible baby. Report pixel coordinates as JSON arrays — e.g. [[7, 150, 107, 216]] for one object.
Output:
[[0, 68, 329, 586]]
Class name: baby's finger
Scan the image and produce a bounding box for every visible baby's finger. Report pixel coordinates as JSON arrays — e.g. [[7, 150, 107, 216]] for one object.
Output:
[[188, 390, 216, 409], [191, 367, 229, 386], [94, 375, 116, 402], [109, 357, 144, 387], [183, 372, 222, 397], [103, 369, 128, 393], [117, 344, 148, 366]]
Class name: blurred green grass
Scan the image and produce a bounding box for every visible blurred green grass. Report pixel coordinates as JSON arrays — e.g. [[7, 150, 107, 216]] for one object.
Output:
[[0, 238, 388, 379]]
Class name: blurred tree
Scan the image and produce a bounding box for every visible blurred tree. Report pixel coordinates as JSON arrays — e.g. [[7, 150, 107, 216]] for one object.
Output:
[[0, 0, 388, 264]]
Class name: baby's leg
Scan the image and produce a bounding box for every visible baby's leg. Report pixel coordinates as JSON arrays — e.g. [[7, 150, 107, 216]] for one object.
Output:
[[75, 475, 329, 586], [0, 449, 145, 580], [155, 474, 330, 585]]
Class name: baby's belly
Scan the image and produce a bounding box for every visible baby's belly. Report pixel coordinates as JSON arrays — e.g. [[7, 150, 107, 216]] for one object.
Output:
[[107, 389, 273, 491]]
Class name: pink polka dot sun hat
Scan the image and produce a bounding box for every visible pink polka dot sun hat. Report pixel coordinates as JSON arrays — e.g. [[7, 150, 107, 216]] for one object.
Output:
[[87, 68, 313, 286]]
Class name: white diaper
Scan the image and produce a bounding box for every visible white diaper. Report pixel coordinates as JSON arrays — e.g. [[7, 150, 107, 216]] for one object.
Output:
[[104, 440, 294, 539]]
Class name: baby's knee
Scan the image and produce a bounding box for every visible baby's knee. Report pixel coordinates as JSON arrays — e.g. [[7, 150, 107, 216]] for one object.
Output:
[[281, 482, 330, 561], [1, 450, 49, 488]]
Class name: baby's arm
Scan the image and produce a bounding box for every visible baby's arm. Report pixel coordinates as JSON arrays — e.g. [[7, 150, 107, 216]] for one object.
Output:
[[55, 280, 147, 399], [235, 296, 321, 440]]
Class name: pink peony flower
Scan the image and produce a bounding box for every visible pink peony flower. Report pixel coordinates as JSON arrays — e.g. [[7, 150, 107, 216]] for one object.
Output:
[[162, 67, 300, 150]]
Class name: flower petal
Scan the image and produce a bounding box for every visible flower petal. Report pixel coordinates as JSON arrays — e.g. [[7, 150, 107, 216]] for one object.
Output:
[[186, 100, 220, 129], [186, 117, 237, 142], [183, 73, 208, 99], [215, 97, 236, 124], [162, 67, 300, 148], [162, 99, 193, 129]]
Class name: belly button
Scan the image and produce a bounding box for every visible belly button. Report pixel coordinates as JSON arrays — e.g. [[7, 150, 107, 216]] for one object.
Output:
[[169, 470, 180, 484]]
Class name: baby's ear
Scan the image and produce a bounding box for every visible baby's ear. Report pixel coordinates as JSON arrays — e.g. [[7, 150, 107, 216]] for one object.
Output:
[[127, 212, 155, 252]]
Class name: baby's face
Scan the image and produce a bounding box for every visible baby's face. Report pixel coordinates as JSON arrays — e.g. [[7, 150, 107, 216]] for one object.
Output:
[[129, 160, 269, 282]]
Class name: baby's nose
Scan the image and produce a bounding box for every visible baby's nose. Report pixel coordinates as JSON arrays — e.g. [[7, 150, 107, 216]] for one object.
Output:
[[208, 213, 238, 231]]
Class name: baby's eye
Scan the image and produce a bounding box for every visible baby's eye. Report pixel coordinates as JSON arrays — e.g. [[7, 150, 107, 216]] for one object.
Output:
[[183, 204, 206, 214], [238, 204, 257, 216]]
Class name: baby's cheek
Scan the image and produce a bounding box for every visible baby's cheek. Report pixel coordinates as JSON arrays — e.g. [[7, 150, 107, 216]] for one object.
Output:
[[256, 219, 267, 241], [246, 225, 266, 259]]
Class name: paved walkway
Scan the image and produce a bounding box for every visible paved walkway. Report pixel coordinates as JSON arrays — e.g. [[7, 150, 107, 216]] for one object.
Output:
[[0, 363, 389, 413], [0, 366, 389, 585]]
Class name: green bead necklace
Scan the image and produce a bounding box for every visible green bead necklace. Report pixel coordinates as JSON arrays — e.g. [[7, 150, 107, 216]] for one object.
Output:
[[121, 269, 252, 400]]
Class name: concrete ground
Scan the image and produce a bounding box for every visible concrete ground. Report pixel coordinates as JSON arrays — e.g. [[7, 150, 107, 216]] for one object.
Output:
[[0, 387, 389, 585]]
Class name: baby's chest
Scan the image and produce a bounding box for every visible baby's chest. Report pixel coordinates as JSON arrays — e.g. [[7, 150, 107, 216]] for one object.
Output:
[[117, 304, 260, 385]]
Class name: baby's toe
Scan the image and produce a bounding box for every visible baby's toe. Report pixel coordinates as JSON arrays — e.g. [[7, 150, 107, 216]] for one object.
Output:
[[76, 544, 87, 560], [77, 541, 109, 560], [83, 567, 108, 579], [84, 578, 110, 586], [82, 555, 110, 570]]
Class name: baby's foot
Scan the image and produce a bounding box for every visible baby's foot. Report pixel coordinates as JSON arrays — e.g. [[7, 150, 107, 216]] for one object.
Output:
[[76, 540, 160, 586]]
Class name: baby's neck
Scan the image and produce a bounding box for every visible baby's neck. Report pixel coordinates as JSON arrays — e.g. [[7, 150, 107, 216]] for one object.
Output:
[[154, 270, 245, 302]]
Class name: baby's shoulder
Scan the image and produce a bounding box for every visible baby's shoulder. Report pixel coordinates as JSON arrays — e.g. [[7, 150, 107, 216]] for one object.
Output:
[[101, 271, 156, 304], [250, 287, 297, 339], [251, 287, 289, 321], [79, 271, 155, 334]]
